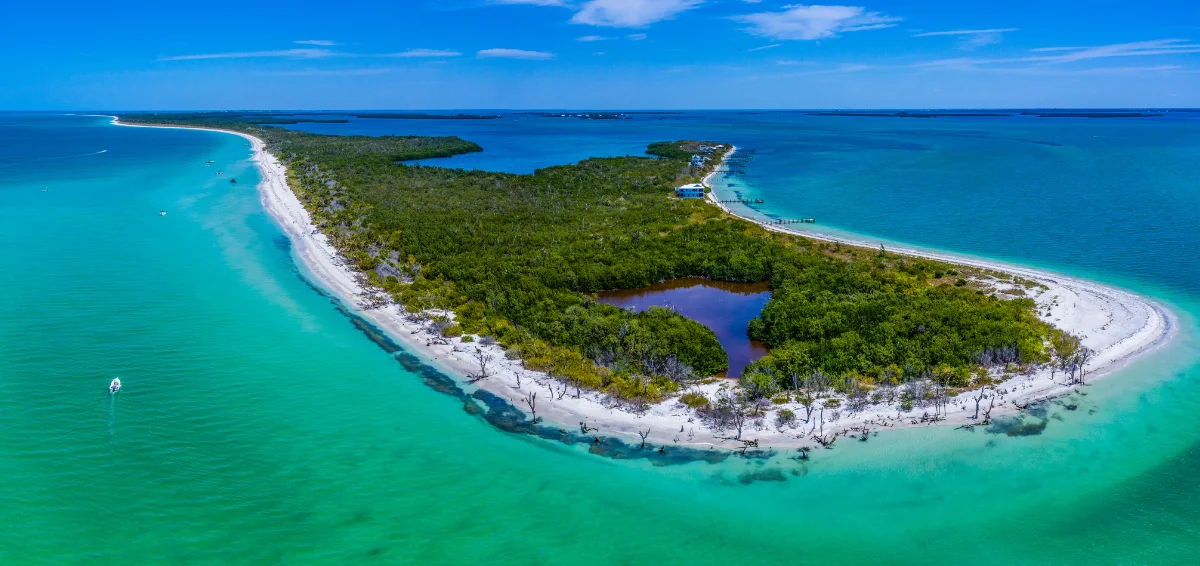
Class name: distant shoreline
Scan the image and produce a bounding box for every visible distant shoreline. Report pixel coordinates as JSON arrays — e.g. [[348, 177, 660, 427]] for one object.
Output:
[[109, 116, 1177, 451]]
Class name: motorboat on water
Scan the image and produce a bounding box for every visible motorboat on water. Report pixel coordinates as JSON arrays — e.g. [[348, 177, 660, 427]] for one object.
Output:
[[109, 378, 121, 393], [159, 210, 167, 216]]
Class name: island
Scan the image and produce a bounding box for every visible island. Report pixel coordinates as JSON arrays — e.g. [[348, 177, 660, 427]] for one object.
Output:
[[113, 113, 1171, 454]]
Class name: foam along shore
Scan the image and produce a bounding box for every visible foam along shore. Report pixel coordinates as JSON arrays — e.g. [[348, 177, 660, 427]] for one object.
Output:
[[113, 118, 1175, 451]]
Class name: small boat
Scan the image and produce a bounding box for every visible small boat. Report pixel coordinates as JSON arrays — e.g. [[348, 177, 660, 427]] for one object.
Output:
[[159, 211, 167, 216], [109, 378, 121, 394], [230, 178, 237, 184], [206, 160, 215, 165]]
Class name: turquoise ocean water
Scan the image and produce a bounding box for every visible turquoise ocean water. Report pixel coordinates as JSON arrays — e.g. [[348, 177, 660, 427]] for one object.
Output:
[[2, 112, 1200, 564]]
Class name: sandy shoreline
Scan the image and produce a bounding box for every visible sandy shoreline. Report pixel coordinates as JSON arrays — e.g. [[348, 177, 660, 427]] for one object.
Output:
[[112, 118, 1176, 452]]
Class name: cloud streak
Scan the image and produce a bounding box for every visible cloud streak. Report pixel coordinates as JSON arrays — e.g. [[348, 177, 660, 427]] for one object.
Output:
[[491, 0, 569, 5], [917, 39, 1200, 70], [912, 28, 1018, 37], [571, 0, 702, 27], [386, 49, 462, 57], [477, 48, 556, 59], [160, 47, 462, 62], [158, 48, 335, 61], [914, 28, 1017, 50], [734, 5, 900, 41]]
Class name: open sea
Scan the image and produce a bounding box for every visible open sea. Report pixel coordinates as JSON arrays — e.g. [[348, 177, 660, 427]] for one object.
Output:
[[2, 111, 1199, 564]]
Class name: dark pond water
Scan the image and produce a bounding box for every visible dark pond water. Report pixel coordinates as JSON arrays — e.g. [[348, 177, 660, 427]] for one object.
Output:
[[596, 278, 771, 378]]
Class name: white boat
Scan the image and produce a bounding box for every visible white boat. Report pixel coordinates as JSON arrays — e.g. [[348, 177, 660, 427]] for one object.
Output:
[[109, 378, 121, 393], [159, 211, 166, 216]]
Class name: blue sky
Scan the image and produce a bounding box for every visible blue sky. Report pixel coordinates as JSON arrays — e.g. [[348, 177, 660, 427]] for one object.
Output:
[[4, 0, 1199, 109]]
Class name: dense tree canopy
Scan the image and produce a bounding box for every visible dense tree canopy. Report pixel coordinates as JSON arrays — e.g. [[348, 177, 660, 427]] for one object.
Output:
[[121, 114, 1056, 401]]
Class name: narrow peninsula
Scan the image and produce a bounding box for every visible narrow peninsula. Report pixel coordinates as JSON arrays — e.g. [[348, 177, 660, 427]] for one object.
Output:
[[115, 113, 1172, 452]]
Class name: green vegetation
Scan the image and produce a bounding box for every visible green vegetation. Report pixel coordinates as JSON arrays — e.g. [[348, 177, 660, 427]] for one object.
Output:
[[679, 391, 711, 409], [118, 114, 1059, 405]]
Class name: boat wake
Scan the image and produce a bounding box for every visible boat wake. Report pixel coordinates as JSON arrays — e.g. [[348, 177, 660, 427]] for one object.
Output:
[[0, 149, 108, 168]]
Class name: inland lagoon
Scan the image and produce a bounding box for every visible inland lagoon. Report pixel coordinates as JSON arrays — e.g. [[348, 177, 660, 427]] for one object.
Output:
[[596, 278, 770, 378], [3, 112, 1200, 564]]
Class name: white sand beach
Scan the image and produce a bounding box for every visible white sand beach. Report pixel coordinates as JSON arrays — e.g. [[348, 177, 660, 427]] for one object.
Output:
[[115, 119, 1176, 452]]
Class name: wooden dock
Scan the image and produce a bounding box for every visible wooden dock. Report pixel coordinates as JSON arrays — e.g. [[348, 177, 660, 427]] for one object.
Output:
[[715, 198, 764, 205]]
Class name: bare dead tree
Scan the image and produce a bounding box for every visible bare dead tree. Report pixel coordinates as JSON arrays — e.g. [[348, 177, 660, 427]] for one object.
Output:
[[812, 432, 839, 448], [515, 371, 522, 389], [1078, 348, 1094, 384], [662, 355, 694, 384], [556, 385, 567, 400], [982, 396, 996, 425], [973, 386, 989, 420], [471, 347, 493, 382], [638, 428, 650, 449], [524, 392, 538, 423]]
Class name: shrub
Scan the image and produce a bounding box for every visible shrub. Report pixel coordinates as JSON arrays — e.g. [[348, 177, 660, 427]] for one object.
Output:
[[442, 323, 463, 338], [742, 371, 779, 400], [461, 335, 475, 343], [774, 408, 797, 430], [955, 278, 968, 287], [679, 391, 710, 409]]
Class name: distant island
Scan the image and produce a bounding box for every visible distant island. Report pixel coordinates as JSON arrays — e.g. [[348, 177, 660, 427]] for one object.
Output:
[[349, 113, 501, 120], [1020, 111, 1164, 118], [804, 111, 1014, 118], [114, 112, 1169, 453], [795, 110, 1164, 119], [526, 112, 630, 119]]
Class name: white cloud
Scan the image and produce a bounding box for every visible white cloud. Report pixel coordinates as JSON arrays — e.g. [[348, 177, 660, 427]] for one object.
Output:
[[571, 0, 702, 27], [386, 49, 462, 57], [294, 40, 336, 46], [913, 28, 1017, 50], [916, 39, 1200, 70], [492, 0, 570, 5], [747, 43, 781, 51], [264, 68, 397, 76], [1027, 39, 1200, 63], [578, 35, 609, 41], [158, 48, 334, 61], [627, 33, 648, 40], [477, 48, 556, 59], [912, 28, 1017, 37], [734, 5, 900, 41]]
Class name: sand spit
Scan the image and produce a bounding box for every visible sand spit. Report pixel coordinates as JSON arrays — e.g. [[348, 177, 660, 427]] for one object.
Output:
[[113, 119, 1176, 452]]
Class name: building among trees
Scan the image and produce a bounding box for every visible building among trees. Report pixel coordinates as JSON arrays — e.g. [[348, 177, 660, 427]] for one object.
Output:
[[675, 183, 706, 199]]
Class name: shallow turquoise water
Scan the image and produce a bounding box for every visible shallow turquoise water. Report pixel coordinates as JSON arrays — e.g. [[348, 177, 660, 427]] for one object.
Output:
[[3, 112, 1200, 564]]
